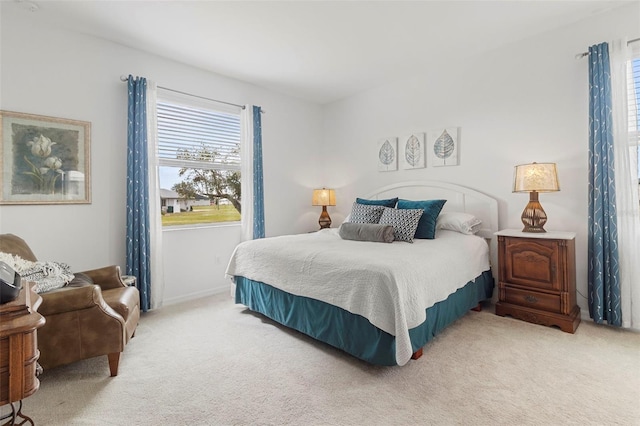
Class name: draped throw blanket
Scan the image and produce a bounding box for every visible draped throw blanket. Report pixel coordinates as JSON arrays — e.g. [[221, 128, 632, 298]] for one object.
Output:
[[0, 252, 74, 294], [588, 42, 622, 326]]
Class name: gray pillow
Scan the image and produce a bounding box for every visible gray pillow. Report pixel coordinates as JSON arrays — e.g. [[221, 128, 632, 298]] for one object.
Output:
[[339, 222, 395, 243]]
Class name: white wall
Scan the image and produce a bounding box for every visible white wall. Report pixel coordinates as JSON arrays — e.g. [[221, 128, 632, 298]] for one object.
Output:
[[321, 4, 639, 317], [0, 8, 323, 304]]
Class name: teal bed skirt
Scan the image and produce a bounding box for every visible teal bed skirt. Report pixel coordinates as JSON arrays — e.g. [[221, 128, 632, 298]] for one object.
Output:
[[234, 270, 494, 366]]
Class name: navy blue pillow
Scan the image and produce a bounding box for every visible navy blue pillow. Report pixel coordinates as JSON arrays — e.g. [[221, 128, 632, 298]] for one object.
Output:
[[356, 197, 398, 208], [397, 199, 447, 239]]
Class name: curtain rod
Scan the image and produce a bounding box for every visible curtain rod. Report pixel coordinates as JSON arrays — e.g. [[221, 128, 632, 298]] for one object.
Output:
[[575, 37, 640, 59], [119, 75, 249, 110]]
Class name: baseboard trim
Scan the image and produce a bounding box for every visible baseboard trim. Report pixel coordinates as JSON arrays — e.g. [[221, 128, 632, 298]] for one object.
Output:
[[162, 285, 230, 306]]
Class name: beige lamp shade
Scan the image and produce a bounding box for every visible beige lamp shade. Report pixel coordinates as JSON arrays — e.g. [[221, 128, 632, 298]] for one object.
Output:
[[513, 162, 560, 193], [312, 188, 336, 206]]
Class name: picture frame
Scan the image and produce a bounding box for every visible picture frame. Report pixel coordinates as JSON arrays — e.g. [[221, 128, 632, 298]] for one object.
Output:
[[427, 127, 460, 167], [400, 132, 426, 170], [377, 137, 398, 172], [0, 110, 91, 204]]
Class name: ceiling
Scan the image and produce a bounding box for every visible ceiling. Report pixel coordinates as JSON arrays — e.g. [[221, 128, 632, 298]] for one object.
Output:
[[4, 0, 633, 104]]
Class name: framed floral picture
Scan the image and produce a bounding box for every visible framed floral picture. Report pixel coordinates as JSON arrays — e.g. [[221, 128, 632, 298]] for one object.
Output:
[[0, 110, 91, 204]]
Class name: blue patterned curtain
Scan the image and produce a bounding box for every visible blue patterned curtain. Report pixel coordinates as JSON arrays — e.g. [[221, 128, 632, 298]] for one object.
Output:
[[588, 43, 621, 326], [126, 75, 151, 312], [252, 105, 265, 239]]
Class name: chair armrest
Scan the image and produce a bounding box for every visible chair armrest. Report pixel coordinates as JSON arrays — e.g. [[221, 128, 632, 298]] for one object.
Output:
[[39, 284, 104, 316], [79, 265, 127, 290]]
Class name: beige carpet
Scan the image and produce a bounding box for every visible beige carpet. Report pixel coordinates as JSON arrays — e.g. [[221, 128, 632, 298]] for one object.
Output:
[[15, 292, 640, 425]]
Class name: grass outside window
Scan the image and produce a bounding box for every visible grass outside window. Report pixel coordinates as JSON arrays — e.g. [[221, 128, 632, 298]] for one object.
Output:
[[162, 205, 240, 227]]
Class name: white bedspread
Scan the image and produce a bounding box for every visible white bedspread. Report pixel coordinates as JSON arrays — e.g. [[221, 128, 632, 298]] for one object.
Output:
[[225, 228, 490, 365]]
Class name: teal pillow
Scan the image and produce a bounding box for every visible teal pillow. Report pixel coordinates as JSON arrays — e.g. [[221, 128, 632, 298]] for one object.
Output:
[[397, 199, 447, 239], [356, 197, 398, 208]]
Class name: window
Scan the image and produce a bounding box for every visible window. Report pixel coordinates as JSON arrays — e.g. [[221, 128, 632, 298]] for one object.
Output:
[[157, 95, 242, 227], [629, 57, 640, 196]]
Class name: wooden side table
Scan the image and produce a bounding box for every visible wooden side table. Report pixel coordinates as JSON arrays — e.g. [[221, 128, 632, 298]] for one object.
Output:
[[494, 229, 580, 333], [0, 283, 45, 425]]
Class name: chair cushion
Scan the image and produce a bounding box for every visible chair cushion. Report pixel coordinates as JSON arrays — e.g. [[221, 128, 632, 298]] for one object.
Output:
[[102, 287, 139, 322]]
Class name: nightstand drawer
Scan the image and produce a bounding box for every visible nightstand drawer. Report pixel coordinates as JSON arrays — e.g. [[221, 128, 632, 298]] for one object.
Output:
[[502, 286, 560, 313]]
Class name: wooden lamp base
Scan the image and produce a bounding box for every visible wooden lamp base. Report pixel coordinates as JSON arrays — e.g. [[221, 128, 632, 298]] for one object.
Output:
[[521, 191, 547, 233], [318, 206, 332, 229]]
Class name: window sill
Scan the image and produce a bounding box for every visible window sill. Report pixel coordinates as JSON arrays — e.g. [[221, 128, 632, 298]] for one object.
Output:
[[162, 222, 241, 232]]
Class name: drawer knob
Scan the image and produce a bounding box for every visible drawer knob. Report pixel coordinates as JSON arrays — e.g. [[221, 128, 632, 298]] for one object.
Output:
[[524, 295, 538, 304]]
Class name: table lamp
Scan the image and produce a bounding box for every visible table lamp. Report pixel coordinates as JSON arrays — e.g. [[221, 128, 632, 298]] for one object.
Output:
[[312, 188, 336, 229], [513, 162, 560, 233]]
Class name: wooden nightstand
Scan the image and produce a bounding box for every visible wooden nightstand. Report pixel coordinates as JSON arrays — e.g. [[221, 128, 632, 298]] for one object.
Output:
[[494, 229, 580, 333]]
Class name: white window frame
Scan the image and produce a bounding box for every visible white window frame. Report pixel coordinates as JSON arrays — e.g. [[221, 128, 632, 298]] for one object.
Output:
[[157, 89, 243, 229]]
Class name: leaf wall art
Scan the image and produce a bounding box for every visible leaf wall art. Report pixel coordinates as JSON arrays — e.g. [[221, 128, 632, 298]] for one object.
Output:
[[401, 133, 426, 170], [428, 127, 460, 167], [377, 137, 398, 171]]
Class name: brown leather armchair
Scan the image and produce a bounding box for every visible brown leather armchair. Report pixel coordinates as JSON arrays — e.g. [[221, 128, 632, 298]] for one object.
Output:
[[0, 234, 140, 376]]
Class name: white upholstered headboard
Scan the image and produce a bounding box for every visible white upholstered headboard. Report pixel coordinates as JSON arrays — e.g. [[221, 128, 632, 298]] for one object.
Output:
[[364, 180, 499, 239]]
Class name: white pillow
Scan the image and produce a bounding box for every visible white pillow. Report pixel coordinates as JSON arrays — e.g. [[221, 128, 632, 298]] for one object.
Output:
[[436, 212, 482, 235]]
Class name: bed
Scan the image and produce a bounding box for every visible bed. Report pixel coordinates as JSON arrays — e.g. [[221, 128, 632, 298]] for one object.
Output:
[[226, 181, 499, 366]]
